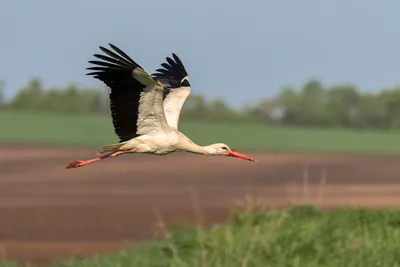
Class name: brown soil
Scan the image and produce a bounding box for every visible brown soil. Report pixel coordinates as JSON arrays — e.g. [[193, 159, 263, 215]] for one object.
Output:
[[1, 144, 400, 265]]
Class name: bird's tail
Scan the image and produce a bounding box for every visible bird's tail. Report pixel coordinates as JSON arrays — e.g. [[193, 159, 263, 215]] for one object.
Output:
[[97, 142, 127, 155]]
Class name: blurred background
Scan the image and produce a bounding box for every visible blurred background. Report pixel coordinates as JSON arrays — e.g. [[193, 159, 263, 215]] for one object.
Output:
[[1, 0, 400, 152], [2, 0, 400, 265]]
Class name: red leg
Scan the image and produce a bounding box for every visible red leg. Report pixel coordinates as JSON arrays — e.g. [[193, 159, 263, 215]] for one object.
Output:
[[66, 150, 131, 169]]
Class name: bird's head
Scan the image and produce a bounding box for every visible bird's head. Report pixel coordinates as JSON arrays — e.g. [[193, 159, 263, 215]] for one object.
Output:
[[205, 143, 257, 162]]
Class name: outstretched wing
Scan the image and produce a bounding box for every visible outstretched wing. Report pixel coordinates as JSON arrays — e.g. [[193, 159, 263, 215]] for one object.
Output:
[[152, 53, 191, 130], [86, 43, 169, 142]]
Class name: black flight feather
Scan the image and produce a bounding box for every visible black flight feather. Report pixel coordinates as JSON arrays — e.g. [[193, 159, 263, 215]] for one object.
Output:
[[93, 54, 132, 67], [152, 53, 189, 100], [86, 43, 148, 142]]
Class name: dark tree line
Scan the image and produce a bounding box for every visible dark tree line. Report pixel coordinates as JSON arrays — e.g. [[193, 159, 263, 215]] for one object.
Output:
[[0, 78, 109, 114], [2, 77, 400, 129]]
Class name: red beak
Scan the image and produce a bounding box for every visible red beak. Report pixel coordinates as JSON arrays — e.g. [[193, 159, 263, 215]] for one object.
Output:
[[227, 149, 257, 162]]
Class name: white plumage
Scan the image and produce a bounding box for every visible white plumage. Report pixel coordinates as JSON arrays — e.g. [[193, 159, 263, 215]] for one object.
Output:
[[66, 43, 256, 169], [163, 83, 190, 130]]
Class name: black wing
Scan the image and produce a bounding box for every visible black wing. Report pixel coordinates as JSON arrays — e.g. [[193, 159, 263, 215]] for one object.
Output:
[[86, 43, 147, 142], [152, 53, 191, 129], [152, 53, 190, 99]]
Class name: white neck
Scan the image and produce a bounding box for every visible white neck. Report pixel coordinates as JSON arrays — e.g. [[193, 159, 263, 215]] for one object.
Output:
[[180, 138, 215, 155], [188, 144, 216, 155]]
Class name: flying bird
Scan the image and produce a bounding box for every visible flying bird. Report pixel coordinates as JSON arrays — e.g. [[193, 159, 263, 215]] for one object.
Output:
[[66, 43, 256, 169]]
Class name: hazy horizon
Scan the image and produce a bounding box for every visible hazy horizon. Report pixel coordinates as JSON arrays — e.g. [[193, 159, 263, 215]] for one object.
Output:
[[1, 0, 399, 108]]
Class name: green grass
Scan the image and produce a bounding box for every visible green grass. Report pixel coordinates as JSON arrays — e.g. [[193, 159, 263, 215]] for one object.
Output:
[[2, 110, 400, 154], [4, 205, 400, 267]]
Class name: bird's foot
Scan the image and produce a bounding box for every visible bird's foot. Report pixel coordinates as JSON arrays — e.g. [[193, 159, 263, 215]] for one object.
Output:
[[66, 160, 86, 169], [65, 150, 130, 170]]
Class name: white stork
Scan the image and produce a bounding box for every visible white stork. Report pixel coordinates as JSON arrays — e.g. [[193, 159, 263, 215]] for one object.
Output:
[[66, 43, 256, 169]]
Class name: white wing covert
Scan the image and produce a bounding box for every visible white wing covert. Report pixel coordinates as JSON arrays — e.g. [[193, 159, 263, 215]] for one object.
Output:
[[86, 43, 169, 142], [152, 53, 191, 130]]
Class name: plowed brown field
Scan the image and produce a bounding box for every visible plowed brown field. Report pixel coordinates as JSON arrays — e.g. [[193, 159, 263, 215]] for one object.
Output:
[[1, 144, 400, 265]]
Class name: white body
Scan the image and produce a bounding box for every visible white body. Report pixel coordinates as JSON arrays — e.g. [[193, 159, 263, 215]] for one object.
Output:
[[98, 71, 218, 156], [81, 44, 256, 164], [120, 130, 186, 155], [66, 44, 256, 169]]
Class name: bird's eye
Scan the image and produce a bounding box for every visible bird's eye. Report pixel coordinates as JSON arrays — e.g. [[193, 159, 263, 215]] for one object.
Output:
[[221, 146, 228, 150], [181, 79, 190, 87]]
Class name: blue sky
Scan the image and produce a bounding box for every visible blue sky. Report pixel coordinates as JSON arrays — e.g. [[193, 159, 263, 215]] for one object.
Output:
[[1, 0, 399, 107]]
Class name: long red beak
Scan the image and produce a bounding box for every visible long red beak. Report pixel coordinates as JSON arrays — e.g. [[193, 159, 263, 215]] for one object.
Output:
[[227, 149, 257, 162]]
